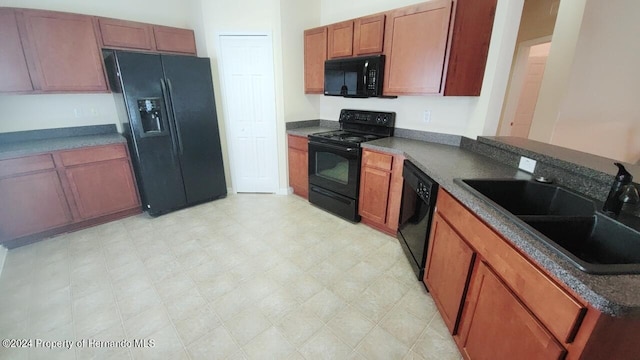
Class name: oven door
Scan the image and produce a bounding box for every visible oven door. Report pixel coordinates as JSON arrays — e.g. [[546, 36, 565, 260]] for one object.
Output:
[[308, 141, 361, 199]]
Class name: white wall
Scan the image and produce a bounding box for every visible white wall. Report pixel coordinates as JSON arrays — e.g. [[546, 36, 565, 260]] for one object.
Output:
[[549, 0, 640, 163], [0, 0, 196, 133], [281, 0, 322, 122], [528, 0, 587, 142], [197, 0, 315, 193], [318, 0, 523, 138]]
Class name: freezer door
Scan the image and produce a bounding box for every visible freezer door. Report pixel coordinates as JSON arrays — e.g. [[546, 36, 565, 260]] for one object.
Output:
[[111, 51, 187, 214], [161, 55, 227, 204]]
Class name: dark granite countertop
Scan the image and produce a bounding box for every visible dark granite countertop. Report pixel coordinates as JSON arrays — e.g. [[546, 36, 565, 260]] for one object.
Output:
[[363, 137, 640, 317], [0, 125, 126, 161]]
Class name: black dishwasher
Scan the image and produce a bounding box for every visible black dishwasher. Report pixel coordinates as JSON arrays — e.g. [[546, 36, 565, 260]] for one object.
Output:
[[397, 160, 438, 281]]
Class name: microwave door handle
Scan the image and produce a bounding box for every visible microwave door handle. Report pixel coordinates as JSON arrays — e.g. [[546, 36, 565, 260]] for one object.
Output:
[[363, 61, 369, 89]]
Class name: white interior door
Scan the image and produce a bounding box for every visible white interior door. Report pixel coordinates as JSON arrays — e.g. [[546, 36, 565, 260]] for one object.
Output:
[[218, 35, 278, 193]]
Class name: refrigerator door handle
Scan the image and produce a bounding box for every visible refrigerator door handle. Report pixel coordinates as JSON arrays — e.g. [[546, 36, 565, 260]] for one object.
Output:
[[166, 79, 185, 155], [160, 78, 180, 156]]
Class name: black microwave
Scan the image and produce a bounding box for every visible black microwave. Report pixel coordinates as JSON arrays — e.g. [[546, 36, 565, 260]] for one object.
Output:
[[324, 55, 385, 97]]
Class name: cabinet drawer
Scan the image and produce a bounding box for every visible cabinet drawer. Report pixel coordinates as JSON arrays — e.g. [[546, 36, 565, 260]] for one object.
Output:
[[437, 188, 586, 343], [60, 144, 127, 166], [0, 154, 55, 178], [287, 134, 308, 152], [362, 150, 393, 171]]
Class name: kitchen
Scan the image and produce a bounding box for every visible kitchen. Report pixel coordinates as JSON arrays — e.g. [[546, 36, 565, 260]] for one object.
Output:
[[1, 0, 639, 359]]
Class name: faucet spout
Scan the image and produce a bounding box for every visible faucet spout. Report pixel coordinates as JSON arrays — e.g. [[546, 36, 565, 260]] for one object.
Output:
[[603, 162, 633, 216]]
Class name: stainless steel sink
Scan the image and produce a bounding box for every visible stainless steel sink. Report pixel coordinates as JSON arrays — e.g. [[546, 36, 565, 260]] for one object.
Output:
[[455, 179, 640, 274]]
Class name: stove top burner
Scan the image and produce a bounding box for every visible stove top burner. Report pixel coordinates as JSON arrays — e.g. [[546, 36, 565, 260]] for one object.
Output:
[[310, 130, 383, 145], [309, 110, 396, 147]]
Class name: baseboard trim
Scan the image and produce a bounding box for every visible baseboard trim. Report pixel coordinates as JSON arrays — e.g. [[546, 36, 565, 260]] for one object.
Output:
[[0, 245, 7, 279], [276, 187, 293, 195]]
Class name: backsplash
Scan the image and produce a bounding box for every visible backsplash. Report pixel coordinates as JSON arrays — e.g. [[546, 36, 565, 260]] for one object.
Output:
[[461, 137, 616, 202]]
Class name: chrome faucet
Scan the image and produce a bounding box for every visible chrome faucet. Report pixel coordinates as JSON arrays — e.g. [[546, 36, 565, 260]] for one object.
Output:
[[603, 163, 635, 216]]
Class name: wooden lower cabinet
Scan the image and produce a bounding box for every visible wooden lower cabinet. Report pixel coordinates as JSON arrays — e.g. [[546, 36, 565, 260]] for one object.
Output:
[[428, 188, 640, 359], [458, 261, 566, 360], [0, 171, 72, 240], [0, 143, 141, 247], [359, 149, 404, 235], [65, 158, 139, 219], [287, 134, 309, 199], [424, 213, 475, 333]]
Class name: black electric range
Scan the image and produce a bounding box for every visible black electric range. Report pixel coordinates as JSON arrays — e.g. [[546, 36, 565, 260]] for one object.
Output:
[[308, 109, 395, 221]]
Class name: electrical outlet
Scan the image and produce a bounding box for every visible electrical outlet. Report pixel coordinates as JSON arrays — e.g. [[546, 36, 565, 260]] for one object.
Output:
[[73, 108, 82, 118], [423, 110, 431, 124], [518, 156, 537, 173]]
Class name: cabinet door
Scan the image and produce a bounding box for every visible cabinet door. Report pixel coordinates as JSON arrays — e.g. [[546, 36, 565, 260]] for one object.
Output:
[[19, 9, 107, 92], [327, 20, 354, 58], [383, 0, 452, 95], [359, 166, 391, 224], [304, 26, 327, 94], [288, 135, 308, 199], [0, 8, 33, 92], [0, 171, 72, 241], [288, 147, 308, 199], [98, 18, 155, 51], [443, 0, 497, 96], [424, 213, 475, 333], [458, 261, 566, 360], [354, 14, 385, 55], [65, 158, 139, 220], [153, 25, 196, 55]]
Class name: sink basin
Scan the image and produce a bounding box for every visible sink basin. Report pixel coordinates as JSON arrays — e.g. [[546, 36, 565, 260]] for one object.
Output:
[[455, 179, 640, 274], [459, 179, 594, 216]]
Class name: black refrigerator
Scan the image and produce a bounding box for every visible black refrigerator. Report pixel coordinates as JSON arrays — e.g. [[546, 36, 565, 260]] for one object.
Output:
[[103, 50, 226, 216]]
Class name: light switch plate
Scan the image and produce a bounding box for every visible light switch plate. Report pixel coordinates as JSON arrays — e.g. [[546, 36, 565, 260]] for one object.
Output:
[[519, 156, 537, 173]]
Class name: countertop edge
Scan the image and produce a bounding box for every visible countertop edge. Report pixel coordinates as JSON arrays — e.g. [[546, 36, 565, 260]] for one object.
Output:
[[0, 134, 127, 161], [362, 139, 639, 318]]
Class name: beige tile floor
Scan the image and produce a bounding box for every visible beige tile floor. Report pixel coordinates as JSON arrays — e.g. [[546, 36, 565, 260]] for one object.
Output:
[[0, 194, 462, 360]]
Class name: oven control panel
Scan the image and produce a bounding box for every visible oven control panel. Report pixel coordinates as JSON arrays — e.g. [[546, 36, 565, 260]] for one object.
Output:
[[339, 109, 396, 128]]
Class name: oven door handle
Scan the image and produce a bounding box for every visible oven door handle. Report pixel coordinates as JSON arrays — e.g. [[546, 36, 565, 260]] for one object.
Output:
[[309, 141, 358, 153], [310, 186, 353, 205]]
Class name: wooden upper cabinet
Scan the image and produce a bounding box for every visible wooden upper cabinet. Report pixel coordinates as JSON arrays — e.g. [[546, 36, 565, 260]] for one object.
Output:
[[18, 9, 107, 92], [304, 26, 327, 94], [383, 0, 452, 95], [153, 25, 196, 55], [443, 0, 498, 96], [458, 261, 566, 360], [0, 8, 33, 92], [98, 17, 155, 51], [354, 14, 385, 55], [327, 20, 354, 58]]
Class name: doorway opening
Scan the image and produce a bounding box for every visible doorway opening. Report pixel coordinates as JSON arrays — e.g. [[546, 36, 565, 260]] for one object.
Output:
[[497, 0, 560, 138], [499, 39, 551, 137]]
